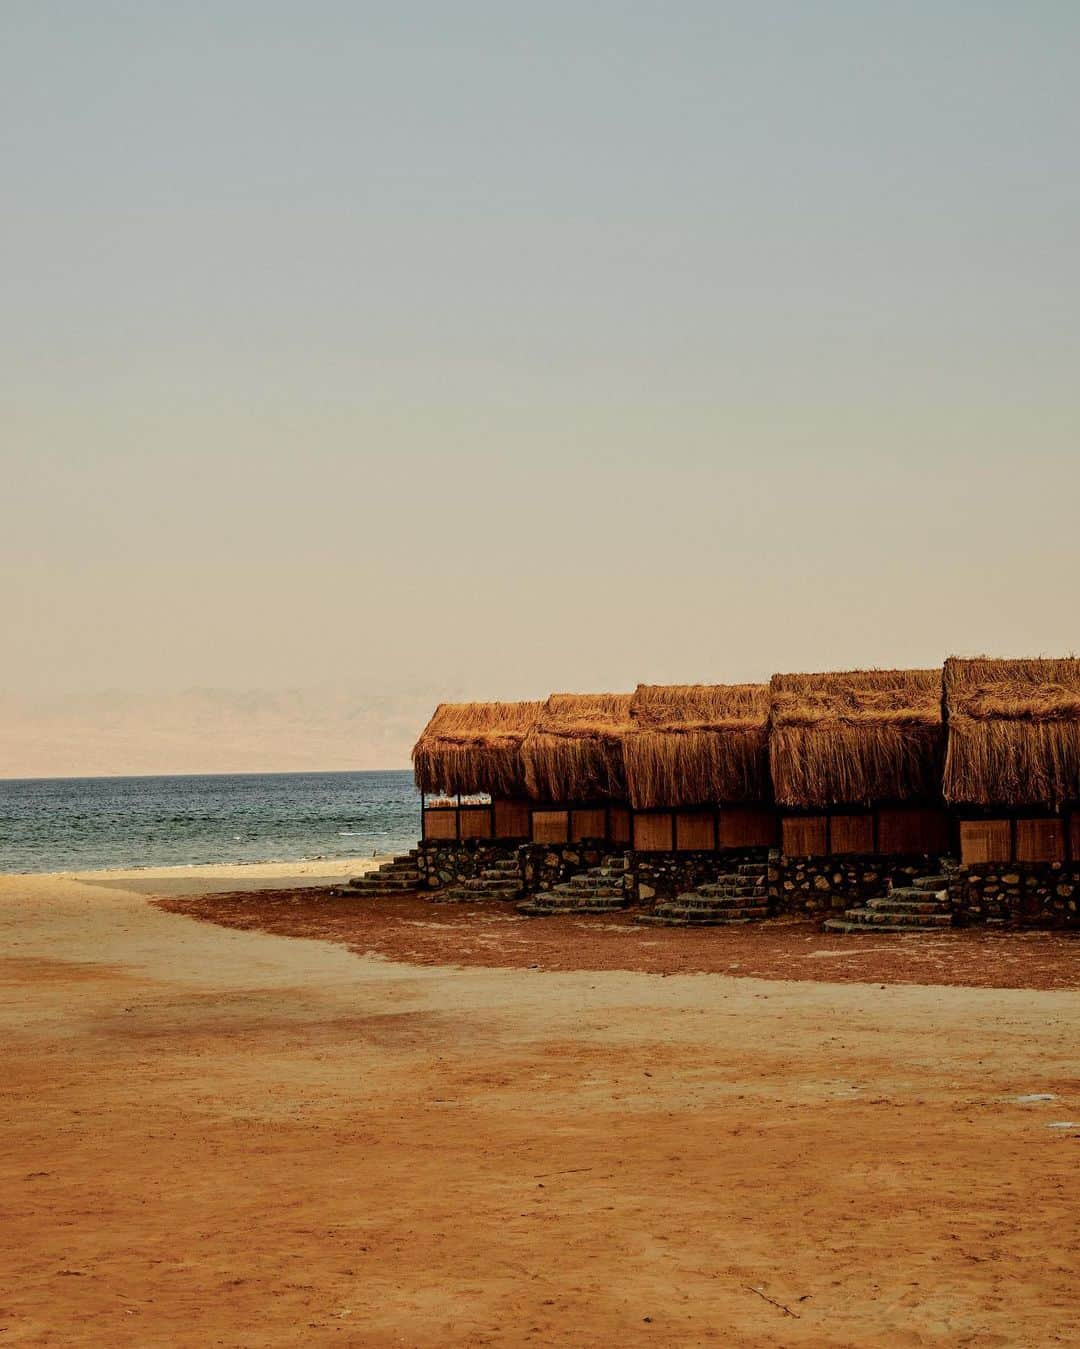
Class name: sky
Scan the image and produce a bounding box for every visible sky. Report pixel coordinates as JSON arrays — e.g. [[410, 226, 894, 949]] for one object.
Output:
[[3, 2, 1078, 773]]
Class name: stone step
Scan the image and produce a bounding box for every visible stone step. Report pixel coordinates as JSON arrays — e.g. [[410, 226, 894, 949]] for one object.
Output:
[[649, 902, 767, 919], [636, 910, 765, 927], [480, 868, 521, 882], [866, 896, 949, 915], [911, 875, 948, 891], [432, 888, 480, 904], [835, 908, 952, 928], [673, 893, 763, 910], [697, 883, 765, 899], [824, 917, 951, 934], [555, 874, 622, 891], [462, 877, 520, 894], [434, 886, 518, 904], [518, 896, 628, 916], [348, 874, 417, 891], [550, 887, 625, 902], [737, 863, 769, 876], [889, 886, 947, 903]]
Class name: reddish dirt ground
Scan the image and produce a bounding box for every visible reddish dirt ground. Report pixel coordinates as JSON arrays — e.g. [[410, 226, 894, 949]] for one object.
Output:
[[158, 888, 1080, 991]]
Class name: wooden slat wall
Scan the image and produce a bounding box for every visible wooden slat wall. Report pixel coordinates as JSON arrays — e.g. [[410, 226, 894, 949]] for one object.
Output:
[[1016, 818, 1065, 863], [609, 807, 632, 846], [1071, 812, 1080, 863], [633, 811, 674, 852], [829, 815, 874, 855], [493, 799, 531, 839], [423, 808, 458, 841], [675, 810, 716, 852], [459, 806, 492, 840], [876, 807, 950, 856], [959, 820, 1011, 864], [532, 810, 569, 844], [719, 807, 779, 849], [571, 808, 608, 842], [782, 816, 828, 857]]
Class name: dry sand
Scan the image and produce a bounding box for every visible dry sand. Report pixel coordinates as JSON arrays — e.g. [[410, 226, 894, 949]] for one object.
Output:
[[1, 862, 1077, 1347]]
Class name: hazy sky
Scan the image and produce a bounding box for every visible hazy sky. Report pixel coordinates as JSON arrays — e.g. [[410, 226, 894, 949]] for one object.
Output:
[[4, 3, 1078, 768]]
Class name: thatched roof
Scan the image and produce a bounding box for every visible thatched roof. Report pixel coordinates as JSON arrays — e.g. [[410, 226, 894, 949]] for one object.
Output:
[[521, 692, 633, 803], [412, 700, 542, 797], [769, 668, 944, 808], [943, 656, 1080, 808], [624, 683, 770, 809]]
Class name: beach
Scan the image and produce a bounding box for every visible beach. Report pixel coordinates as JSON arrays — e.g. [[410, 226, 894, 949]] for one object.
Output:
[[1, 863, 1077, 1347]]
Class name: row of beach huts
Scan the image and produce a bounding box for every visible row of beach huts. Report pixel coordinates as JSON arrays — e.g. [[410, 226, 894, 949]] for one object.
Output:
[[353, 657, 1080, 930]]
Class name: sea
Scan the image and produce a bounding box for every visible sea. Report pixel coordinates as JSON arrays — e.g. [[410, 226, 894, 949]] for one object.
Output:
[[0, 770, 421, 874]]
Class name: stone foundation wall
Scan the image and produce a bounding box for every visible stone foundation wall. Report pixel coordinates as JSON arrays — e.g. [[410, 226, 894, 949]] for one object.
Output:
[[520, 842, 630, 898], [416, 840, 523, 891], [949, 862, 1080, 928], [630, 848, 771, 904], [774, 854, 953, 917], [418, 840, 1080, 927]]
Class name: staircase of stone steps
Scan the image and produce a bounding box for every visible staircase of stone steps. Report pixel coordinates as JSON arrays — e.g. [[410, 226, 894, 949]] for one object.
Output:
[[636, 862, 769, 927], [335, 848, 421, 898], [517, 856, 629, 917], [434, 858, 525, 904], [823, 874, 953, 933]]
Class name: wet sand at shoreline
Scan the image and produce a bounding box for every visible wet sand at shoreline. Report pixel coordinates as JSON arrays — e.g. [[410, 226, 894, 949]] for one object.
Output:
[[163, 886, 1080, 991], [1, 864, 1077, 1347]]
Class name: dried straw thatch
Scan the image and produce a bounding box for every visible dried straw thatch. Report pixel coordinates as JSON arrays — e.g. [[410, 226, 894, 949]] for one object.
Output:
[[412, 700, 541, 797], [769, 669, 944, 808], [943, 656, 1080, 808], [521, 692, 633, 803], [624, 683, 770, 809]]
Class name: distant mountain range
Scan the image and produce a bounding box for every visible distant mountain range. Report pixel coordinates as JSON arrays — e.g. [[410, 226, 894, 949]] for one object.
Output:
[[0, 686, 453, 778]]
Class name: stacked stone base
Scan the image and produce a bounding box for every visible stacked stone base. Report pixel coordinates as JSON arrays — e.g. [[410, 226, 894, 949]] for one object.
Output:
[[436, 858, 524, 903], [949, 862, 1079, 928], [416, 839, 524, 893], [391, 838, 1079, 930], [335, 849, 421, 897], [518, 857, 629, 916], [636, 863, 768, 926], [824, 875, 953, 933]]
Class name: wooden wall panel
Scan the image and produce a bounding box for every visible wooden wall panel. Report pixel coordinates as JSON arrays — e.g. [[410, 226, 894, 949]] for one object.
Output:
[[423, 808, 458, 841], [492, 799, 530, 840], [781, 816, 828, 857], [609, 806, 632, 846], [876, 807, 950, 856], [571, 808, 608, 842], [829, 814, 874, 855], [459, 806, 492, 840], [633, 811, 674, 852], [1071, 812, 1080, 862], [1015, 818, 1064, 863], [719, 807, 779, 849], [675, 810, 716, 852], [959, 820, 1011, 864], [532, 810, 569, 844]]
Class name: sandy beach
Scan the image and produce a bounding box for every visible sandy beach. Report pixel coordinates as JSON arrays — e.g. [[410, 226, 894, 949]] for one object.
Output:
[[1, 863, 1077, 1347]]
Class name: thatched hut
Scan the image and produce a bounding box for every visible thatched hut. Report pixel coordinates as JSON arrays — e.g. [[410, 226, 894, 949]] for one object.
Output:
[[625, 684, 770, 808], [769, 669, 947, 856], [623, 683, 775, 850], [520, 692, 633, 843], [943, 656, 1080, 863], [412, 700, 541, 841]]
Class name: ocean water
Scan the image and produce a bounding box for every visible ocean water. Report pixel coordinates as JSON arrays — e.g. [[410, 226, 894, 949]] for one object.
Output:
[[0, 770, 421, 874]]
